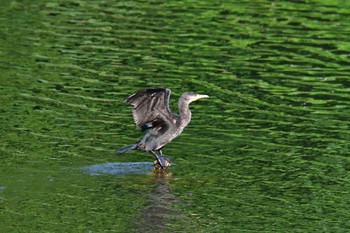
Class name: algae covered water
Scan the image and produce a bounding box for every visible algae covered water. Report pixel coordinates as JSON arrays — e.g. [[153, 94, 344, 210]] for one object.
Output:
[[1, 0, 349, 232]]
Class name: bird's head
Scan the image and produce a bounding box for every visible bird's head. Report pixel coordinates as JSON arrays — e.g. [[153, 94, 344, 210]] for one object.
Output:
[[182, 92, 209, 103]]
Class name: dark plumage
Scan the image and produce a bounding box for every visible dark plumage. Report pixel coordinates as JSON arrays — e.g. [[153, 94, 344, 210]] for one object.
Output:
[[116, 88, 208, 169]]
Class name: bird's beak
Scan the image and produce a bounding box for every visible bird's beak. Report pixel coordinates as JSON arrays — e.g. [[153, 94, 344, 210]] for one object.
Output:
[[195, 94, 209, 100]]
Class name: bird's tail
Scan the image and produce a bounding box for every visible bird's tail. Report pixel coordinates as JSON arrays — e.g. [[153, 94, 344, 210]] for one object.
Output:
[[116, 144, 137, 153]]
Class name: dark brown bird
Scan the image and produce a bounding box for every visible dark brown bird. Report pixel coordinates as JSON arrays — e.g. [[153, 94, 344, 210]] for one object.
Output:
[[116, 88, 208, 169]]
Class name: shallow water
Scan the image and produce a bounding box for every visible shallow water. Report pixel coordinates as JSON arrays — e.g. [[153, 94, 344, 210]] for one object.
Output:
[[79, 162, 154, 176], [1, 0, 349, 232]]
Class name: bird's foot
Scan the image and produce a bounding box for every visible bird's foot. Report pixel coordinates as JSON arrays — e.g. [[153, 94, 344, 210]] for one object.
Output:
[[150, 151, 171, 171], [153, 156, 171, 173]]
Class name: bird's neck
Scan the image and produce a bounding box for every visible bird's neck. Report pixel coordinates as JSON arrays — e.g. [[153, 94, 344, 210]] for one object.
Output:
[[178, 99, 192, 125]]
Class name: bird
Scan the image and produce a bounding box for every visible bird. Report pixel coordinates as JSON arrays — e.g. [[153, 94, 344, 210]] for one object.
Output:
[[116, 88, 208, 170]]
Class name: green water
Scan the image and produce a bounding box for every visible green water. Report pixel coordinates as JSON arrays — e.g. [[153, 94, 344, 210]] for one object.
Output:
[[1, 0, 349, 232]]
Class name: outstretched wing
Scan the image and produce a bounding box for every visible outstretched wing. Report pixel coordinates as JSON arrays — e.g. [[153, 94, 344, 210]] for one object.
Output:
[[125, 88, 174, 131]]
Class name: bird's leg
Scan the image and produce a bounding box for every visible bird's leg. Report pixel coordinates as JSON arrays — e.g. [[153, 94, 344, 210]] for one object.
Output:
[[150, 151, 166, 169], [156, 149, 172, 168]]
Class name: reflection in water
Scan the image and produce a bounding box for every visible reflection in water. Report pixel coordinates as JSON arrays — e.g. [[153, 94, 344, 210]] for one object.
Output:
[[134, 175, 183, 232], [79, 162, 181, 232]]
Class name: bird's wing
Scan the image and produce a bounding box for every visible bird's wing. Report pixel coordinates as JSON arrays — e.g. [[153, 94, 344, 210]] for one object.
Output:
[[125, 88, 174, 130]]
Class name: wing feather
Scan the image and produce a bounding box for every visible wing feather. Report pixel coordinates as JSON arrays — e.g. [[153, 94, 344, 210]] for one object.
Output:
[[125, 88, 173, 129]]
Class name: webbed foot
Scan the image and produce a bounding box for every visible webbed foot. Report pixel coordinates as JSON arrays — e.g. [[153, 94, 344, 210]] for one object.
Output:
[[150, 151, 171, 171]]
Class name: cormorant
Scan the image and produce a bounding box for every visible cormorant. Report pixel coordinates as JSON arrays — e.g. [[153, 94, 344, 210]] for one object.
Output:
[[116, 88, 208, 169]]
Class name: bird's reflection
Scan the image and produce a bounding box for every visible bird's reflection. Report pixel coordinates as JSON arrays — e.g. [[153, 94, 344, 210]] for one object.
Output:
[[134, 173, 184, 232], [78, 162, 183, 231]]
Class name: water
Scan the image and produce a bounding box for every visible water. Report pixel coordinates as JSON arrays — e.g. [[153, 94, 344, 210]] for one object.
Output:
[[79, 162, 154, 176], [1, 0, 349, 232]]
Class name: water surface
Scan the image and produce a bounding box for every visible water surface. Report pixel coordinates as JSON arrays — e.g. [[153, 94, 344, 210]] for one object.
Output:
[[1, 0, 349, 232]]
